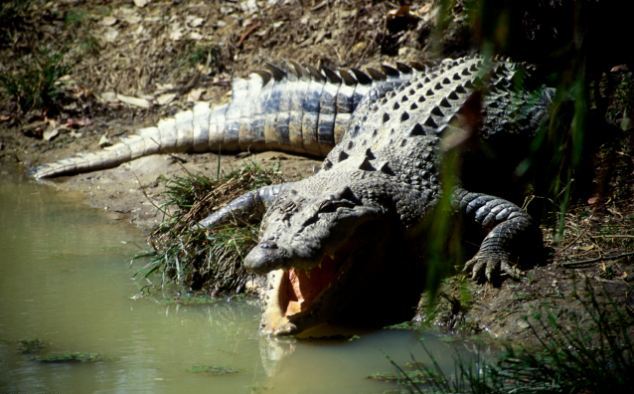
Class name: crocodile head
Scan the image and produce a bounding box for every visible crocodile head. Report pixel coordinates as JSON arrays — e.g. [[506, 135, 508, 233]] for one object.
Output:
[[244, 170, 427, 337]]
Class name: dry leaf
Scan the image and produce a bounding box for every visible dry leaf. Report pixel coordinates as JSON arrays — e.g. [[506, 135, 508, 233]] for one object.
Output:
[[156, 93, 177, 106], [170, 24, 183, 41], [101, 91, 117, 103], [186, 88, 204, 102], [43, 128, 60, 142], [187, 16, 204, 28], [100, 16, 117, 26], [133, 0, 150, 7], [103, 27, 119, 43], [117, 94, 151, 109]]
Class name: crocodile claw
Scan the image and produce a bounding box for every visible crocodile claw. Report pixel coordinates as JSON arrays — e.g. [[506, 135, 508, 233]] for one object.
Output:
[[463, 252, 523, 283]]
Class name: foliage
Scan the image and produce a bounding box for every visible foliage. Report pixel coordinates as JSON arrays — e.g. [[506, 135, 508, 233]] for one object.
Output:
[[137, 163, 283, 294], [187, 43, 223, 70], [0, 49, 69, 114], [392, 281, 633, 393], [432, 0, 633, 238]]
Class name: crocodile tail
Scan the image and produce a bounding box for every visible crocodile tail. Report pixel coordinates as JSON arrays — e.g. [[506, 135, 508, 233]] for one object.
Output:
[[30, 103, 216, 179], [31, 61, 425, 179]]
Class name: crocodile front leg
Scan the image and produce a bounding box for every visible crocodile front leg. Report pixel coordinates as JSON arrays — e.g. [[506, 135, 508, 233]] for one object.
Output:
[[198, 183, 291, 228], [452, 187, 538, 282]]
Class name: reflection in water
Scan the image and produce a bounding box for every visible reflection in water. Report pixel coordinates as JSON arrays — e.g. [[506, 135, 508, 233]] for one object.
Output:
[[0, 171, 466, 393]]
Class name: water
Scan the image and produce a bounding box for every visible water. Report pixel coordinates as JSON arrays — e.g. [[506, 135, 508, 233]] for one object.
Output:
[[0, 171, 465, 393]]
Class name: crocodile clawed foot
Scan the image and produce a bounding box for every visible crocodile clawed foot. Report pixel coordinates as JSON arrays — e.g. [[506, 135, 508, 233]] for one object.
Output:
[[463, 252, 523, 284]]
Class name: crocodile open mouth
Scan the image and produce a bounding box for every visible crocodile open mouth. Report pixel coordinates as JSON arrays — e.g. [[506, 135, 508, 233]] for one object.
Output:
[[258, 217, 389, 336], [262, 252, 351, 336], [279, 255, 340, 317]]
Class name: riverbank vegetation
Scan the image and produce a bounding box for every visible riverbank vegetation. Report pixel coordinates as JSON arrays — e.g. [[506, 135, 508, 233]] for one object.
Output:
[[391, 280, 633, 393], [138, 163, 282, 295]]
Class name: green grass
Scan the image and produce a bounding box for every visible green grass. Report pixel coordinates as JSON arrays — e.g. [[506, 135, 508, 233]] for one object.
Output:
[[390, 280, 633, 393], [187, 43, 222, 68], [136, 163, 283, 294], [0, 49, 69, 114]]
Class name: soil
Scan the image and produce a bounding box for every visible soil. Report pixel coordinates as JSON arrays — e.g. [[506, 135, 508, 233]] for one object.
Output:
[[0, 0, 632, 345]]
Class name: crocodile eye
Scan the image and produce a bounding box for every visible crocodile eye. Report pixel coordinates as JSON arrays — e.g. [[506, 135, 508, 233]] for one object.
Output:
[[317, 199, 355, 213], [317, 200, 335, 213]]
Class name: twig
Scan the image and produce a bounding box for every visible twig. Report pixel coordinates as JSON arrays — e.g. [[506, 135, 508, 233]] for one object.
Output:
[[562, 251, 634, 268], [591, 234, 634, 239], [237, 20, 262, 47], [557, 229, 588, 255], [133, 171, 167, 216]]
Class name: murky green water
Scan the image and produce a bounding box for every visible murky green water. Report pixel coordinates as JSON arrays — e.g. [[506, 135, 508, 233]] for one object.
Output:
[[0, 170, 465, 393]]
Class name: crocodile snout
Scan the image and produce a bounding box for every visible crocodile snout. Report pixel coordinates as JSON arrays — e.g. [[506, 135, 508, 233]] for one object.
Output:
[[244, 241, 285, 274]]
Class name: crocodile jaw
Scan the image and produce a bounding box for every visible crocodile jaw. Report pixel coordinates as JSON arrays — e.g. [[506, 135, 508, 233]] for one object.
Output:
[[260, 253, 350, 336]]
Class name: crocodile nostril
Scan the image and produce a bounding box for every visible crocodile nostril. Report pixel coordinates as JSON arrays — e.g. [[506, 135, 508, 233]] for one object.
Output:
[[260, 241, 278, 250]]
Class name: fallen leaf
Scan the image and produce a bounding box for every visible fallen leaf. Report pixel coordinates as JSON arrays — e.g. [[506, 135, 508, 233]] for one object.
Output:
[[100, 16, 117, 26], [103, 27, 119, 43], [157, 93, 177, 106], [154, 83, 174, 93], [610, 64, 629, 72], [387, 5, 411, 19], [123, 13, 141, 24], [43, 128, 60, 142], [133, 0, 150, 7], [117, 94, 151, 109], [170, 24, 183, 41], [65, 117, 91, 128], [187, 88, 204, 102], [101, 91, 117, 103], [187, 16, 204, 28]]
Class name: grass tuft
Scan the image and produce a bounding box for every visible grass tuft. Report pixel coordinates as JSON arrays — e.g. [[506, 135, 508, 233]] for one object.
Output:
[[0, 49, 69, 114], [391, 280, 633, 393], [138, 162, 283, 295]]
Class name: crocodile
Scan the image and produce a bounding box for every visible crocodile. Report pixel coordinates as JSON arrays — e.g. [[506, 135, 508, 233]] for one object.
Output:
[[32, 55, 552, 337]]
